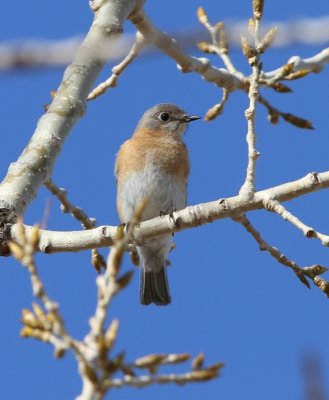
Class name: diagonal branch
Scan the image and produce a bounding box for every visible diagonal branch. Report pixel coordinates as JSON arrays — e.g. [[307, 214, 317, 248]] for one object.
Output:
[[0, 0, 139, 223], [87, 31, 147, 101], [263, 197, 329, 246], [232, 213, 329, 297], [129, 5, 245, 92]]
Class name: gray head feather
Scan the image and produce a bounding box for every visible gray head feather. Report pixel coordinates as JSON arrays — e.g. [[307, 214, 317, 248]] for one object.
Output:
[[136, 103, 200, 136]]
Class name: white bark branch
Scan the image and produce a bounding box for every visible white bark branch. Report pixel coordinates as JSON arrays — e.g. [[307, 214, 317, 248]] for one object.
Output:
[[129, 6, 245, 92], [264, 47, 329, 79], [10, 171, 329, 253], [0, 0, 138, 217], [239, 19, 262, 197]]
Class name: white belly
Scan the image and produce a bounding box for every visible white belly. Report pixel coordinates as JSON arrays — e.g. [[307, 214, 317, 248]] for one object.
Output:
[[117, 164, 187, 222]]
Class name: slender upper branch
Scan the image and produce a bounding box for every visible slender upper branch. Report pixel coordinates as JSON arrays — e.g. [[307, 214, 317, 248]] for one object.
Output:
[[129, 6, 245, 92]]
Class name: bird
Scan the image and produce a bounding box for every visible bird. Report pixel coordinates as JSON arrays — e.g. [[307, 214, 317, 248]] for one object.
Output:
[[115, 103, 200, 306]]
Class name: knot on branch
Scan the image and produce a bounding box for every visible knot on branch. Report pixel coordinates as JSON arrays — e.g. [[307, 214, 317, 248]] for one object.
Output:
[[308, 172, 320, 185], [0, 200, 17, 256], [262, 196, 277, 211]]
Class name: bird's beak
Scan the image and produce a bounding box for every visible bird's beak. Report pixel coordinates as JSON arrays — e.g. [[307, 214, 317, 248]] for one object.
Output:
[[181, 115, 201, 123]]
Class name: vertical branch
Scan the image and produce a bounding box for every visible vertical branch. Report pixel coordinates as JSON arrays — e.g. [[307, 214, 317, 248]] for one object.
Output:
[[239, 1, 264, 197]]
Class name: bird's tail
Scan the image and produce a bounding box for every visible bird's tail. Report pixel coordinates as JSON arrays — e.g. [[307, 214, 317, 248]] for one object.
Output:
[[140, 266, 171, 306]]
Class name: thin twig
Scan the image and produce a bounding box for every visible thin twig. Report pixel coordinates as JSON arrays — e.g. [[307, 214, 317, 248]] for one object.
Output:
[[232, 214, 329, 296], [87, 31, 146, 101], [44, 178, 106, 272], [259, 94, 314, 129], [105, 367, 223, 389], [239, 24, 262, 196], [263, 197, 329, 246], [8, 223, 87, 362]]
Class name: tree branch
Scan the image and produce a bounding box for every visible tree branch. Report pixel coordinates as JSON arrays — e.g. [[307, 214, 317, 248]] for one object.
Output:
[[9, 171, 329, 253], [129, 5, 245, 92], [0, 0, 138, 218], [232, 213, 329, 296]]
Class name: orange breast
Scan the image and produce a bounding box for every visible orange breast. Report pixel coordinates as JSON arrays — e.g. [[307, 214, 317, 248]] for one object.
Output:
[[115, 130, 190, 185]]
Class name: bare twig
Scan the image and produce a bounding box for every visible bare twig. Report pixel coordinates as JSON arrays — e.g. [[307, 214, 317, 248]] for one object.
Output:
[[239, 17, 263, 197], [259, 94, 314, 129], [8, 223, 87, 361], [88, 31, 147, 101], [204, 88, 230, 121], [232, 214, 329, 296], [9, 217, 221, 400], [263, 198, 329, 246], [105, 367, 223, 389], [44, 179, 106, 272]]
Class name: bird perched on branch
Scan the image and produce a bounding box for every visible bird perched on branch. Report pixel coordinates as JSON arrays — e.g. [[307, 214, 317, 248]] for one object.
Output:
[[115, 103, 200, 305]]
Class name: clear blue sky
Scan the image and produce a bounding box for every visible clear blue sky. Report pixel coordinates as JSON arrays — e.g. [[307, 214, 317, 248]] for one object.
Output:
[[1, 1, 329, 399]]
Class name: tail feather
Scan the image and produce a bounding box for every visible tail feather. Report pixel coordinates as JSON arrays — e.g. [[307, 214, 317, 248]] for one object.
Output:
[[140, 267, 171, 306]]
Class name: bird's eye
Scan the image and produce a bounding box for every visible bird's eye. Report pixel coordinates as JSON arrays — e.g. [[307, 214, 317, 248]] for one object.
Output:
[[159, 112, 170, 122]]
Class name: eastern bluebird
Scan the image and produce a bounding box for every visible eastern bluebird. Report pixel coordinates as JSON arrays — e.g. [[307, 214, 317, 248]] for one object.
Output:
[[115, 103, 200, 306]]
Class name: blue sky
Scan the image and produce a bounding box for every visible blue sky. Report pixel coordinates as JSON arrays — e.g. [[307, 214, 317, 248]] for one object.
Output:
[[1, 1, 329, 399]]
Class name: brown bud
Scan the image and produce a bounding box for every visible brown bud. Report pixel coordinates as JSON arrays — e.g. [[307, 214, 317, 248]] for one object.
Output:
[[192, 352, 205, 370], [21, 309, 43, 329], [134, 353, 166, 368], [197, 6, 208, 24], [54, 347, 66, 359], [205, 103, 224, 121], [285, 69, 310, 80], [270, 82, 292, 93], [258, 26, 278, 54], [197, 42, 216, 54], [115, 270, 134, 292], [20, 326, 36, 338], [105, 319, 120, 350], [282, 63, 294, 76], [253, 0, 264, 20], [91, 249, 104, 273], [206, 362, 225, 373], [283, 113, 314, 130], [166, 353, 190, 364], [241, 36, 257, 60], [268, 111, 279, 125], [190, 369, 218, 381]]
